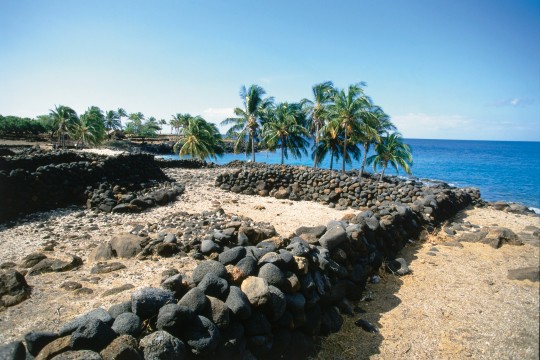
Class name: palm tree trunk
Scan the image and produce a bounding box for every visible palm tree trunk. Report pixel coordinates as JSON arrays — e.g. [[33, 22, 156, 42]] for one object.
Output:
[[280, 136, 285, 164], [251, 135, 255, 162], [330, 151, 334, 170], [360, 143, 369, 177], [380, 165, 386, 181], [313, 123, 320, 169], [342, 128, 347, 174]]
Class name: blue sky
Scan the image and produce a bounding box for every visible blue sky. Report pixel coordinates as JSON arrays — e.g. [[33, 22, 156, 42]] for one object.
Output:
[[1, 0, 538, 141]]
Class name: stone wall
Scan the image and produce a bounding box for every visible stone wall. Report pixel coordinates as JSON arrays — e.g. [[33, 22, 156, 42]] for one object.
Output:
[[0, 151, 170, 222], [215, 163, 481, 224], [0, 203, 420, 359], [156, 158, 211, 169]]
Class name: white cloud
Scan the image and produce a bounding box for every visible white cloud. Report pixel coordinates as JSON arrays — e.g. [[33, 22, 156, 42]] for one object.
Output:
[[392, 113, 475, 139], [490, 97, 535, 107]]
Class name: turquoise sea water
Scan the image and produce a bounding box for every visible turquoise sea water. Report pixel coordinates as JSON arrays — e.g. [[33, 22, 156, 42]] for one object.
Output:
[[162, 139, 540, 211]]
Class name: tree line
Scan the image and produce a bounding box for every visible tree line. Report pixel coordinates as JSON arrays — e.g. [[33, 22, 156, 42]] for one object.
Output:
[[0, 81, 413, 178], [222, 82, 413, 178], [0, 107, 197, 147]]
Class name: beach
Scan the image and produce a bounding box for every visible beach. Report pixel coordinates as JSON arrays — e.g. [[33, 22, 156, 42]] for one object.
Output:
[[1, 163, 538, 359]]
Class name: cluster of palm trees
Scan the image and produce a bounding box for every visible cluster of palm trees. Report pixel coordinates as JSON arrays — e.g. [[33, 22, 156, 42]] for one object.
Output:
[[45, 81, 412, 180], [222, 82, 413, 178], [47, 105, 170, 148], [49, 105, 107, 148], [123, 112, 165, 138]]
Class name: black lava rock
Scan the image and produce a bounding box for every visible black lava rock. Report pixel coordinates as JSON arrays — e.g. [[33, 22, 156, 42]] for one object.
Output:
[[156, 304, 195, 338], [161, 273, 187, 298], [70, 318, 117, 352], [225, 286, 252, 320], [218, 246, 246, 265], [24, 331, 58, 356], [263, 285, 287, 321], [0, 341, 25, 360], [197, 273, 229, 300], [131, 288, 175, 320], [258, 263, 286, 289], [204, 296, 230, 330], [183, 315, 221, 355], [178, 287, 208, 314], [59, 308, 113, 336], [108, 301, 132, 319], [191, 260, 227, 284], [139, 330, 186, 360], [111, 312, 142, 337]]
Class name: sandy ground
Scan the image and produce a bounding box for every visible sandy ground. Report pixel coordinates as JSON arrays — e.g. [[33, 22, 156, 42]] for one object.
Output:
[[78, 148, 125, 156], [319, 207, 540, 360], [0, 167, 539, 360]]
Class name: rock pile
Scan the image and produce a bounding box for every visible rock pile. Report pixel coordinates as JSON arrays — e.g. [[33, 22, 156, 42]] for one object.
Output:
[[85, 182, 185, 214], [89, 209, 278, 262], [488, 201, 536, 215]]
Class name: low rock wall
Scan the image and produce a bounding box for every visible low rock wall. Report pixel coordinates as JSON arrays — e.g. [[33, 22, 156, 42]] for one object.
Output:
[[2, 205, 417, 359], [156, 158, 211, 169], [0, 152, 170, 222], [215, 163, 481, 224], [0, 150, 96, 172]]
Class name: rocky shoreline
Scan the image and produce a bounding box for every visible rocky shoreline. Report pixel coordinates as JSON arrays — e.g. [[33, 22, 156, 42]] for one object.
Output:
[[0, 149, 538, 359]]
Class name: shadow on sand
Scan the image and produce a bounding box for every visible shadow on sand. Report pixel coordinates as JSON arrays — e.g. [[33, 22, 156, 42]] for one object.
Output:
[[313, 241, 422, 359], [0, 205, 83, 230]]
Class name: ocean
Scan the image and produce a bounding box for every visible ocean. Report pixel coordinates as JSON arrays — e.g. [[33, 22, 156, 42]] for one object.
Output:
[[162, 139, 540, 211]]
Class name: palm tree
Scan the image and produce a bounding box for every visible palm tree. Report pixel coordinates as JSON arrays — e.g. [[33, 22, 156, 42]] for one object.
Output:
[[329, 83, 371, 173], [79, 106, 106, 144], [357, 105, 396, 177], [313, 118, 342, 170], [169, 116, 180, 135], [49, 105, 78, 148], [117, 108, 127, 125], [221, 84, 274, 162], [159, 119, 167, 134], [72, 116, 97, 147], [301, 81, 335, 168], [125, 112, 145, 135], [367, 132, 413, 181], [170, 113, 191, 135], [144, 117, 161, 137], [261, 102, 309, 164], [174, 116, 224, 160], [313, 118, 361, 170], [105, 110, 121, 138]]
